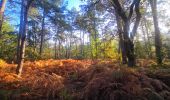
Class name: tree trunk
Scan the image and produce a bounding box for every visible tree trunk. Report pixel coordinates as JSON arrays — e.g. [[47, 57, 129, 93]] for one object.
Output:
[[69, 31, 72, 58], [16, 0, 24, 64], [94, 19, 98, 59], [82, 31, 85, 58], [65, 34, 69, 59], [58, 40, 61, 59], [40, 8, 45, 57], [75, 38, 78, 59], [0, 0, 7, 32], [16, 0, 28, 76], [115, 12, 127, 64], [150, 0, 162, 64], [112, 0, 141, 67], [32, 23, 37, 51], [124, 21, 136, 67], [80, 31, 83, 58], [54, 40, 57, 59]]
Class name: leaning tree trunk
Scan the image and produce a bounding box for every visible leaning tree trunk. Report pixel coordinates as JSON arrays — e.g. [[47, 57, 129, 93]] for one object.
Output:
[[16, 0, 34, 76], [0, 0, 7, 32], [16, 1, 28, 76], [149, 0, 162, 64]]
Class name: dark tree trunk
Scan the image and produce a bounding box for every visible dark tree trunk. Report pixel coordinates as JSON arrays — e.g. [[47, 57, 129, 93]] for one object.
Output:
[[112, 0, 141, 67], [40, 8, 45, 57], [82, 31, 85, 58], [94, 19, 98, 59], [16, 0, 24, 64], [69, 31, 73, 58], [149, 0, 162, 64], [115, 12, 127, 64], [58, 40, 61, 59], [32, 23, 37, 51], [54, 40, 57, 59], [123, 21, 136, 67], [80, 31, 83, 58]]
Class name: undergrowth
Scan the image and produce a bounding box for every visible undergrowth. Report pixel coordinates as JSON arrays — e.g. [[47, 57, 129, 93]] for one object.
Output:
[[0, 59, 169, 100]]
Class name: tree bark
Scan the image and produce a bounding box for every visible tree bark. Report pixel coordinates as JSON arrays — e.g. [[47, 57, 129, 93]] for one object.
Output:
[[58, 40, 61, 59], [0, 0, 7, 32], [123, 20, 136, 67], [40, 8, 45, 57], [16, 0, 34, 76], [112, 0, 141, 67], [115, 12, 127, 64], [54, 40, 57, 59], [82, 31, 85, 58], [149, 0, 162, 64], [16, 0, 28, 76], [16, 0, 24, 64]]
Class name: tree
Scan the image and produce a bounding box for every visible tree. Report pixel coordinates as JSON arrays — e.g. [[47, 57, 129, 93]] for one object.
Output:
[[39, 7, 46, 57], [115, 12, 127, 64], [38, 0, 51, 57], [149, 0, 162, 64], [0, 0, 7, 32], [16, 0, 34, 76], [111, 0, 141, 67], [0, 21, 16, 62]]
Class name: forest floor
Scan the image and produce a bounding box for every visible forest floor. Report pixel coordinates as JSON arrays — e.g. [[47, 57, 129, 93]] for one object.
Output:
[[0, 59, 170, 100]]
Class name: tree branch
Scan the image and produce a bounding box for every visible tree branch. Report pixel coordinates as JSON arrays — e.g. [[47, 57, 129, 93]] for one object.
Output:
[[112, 0, 128, 22], [131, 0, 141, 39]]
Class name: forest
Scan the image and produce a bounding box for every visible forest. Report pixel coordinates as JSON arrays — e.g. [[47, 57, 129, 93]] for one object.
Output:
[[0, 0, 170, 100]]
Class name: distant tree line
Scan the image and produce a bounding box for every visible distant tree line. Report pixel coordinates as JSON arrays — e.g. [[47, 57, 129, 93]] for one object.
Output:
[[0, 0, 170, 76]]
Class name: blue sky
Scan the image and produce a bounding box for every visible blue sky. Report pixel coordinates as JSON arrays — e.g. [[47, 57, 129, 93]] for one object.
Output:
[[4, 0, 82, 27], [66, 0, 82, 10]]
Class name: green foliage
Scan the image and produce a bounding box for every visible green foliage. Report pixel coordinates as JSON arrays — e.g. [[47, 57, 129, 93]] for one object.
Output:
[[42, 47, 54, 59], [0, 21, 16, 62], [25, 47, 40, 61], [162, 35, 170, 59], [135, 41, 146, 58], [0, 90, 10, 100], [89, 29, 99, 59], [0, 87, 30, 100], [99, 40, 119, 59]]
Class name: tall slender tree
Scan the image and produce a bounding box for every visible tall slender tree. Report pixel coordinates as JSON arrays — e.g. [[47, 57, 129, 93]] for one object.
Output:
[[39, 8, 46, 57], [149, 0, 162, 64], [16, 0, 34, 76]]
